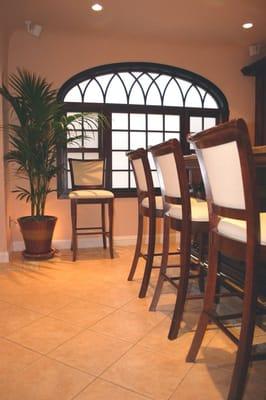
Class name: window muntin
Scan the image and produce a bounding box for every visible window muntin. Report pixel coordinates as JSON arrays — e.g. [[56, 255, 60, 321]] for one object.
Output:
[[63, 72, 220, 109], [58, 62, 228, 197]]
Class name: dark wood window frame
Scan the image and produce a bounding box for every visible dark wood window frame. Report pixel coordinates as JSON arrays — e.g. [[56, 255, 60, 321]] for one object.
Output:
[[57, 62, 229, 198]]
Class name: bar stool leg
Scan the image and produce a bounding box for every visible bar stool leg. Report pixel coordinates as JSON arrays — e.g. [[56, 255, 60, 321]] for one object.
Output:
[[128, 210, 144, 281], [227, 262, 257, 400], [186, 234, 219, 362], [168, 225, 191, 340], [108, 199, 114, 259], [71, 199, 78, 262], [101, 203, 107, 249], [149, 215, 170, 310], [198, 233, 206, 293], [139, 213, 156, 298]]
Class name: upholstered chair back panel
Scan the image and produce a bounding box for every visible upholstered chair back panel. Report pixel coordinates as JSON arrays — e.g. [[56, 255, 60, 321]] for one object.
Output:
[[132, 158, 148, 192], [155, 153, 181, 198], [201, 141, 245, 209], [71, 160, 104, 187]]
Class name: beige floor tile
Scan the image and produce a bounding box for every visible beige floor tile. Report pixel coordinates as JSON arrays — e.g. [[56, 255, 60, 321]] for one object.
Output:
[[75, 379, 150, 400], [0, 356, 93, 400], [138, 314, 217, 357], [7, 316, 81, 354], [0, 301, 42, 337], [81, 282, 139, 308], [121, 295, 169, 319], [1, 247, 265, 400], [0, 338, 41, 380], [102, 345, 192, 400], [49, 299, 115, 328], [1, 289, 75, 314], [91, 309, 165, 343], [169, 363, 231, 400], [199, 331, 237, 368], [49, 329, 133, 376]]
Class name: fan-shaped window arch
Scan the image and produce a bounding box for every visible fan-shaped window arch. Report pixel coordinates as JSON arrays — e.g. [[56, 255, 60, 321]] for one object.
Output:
[[58, 62, 229, 197]]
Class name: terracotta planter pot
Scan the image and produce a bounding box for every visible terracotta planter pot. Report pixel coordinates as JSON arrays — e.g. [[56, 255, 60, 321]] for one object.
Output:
[[18, 216, 57, 259]]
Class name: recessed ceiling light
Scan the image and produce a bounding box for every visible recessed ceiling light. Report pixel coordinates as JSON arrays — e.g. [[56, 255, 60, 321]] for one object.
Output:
[[91, 3, 103, 12], [242, 22, 253, 29]]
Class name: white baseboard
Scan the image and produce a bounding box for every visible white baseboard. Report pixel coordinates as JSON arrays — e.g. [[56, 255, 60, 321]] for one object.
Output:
[[12, 235, 138, 252], [0, 252, 9, 262], [12, 232, 178, 253]]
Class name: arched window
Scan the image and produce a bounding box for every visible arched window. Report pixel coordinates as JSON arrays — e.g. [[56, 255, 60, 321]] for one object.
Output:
[[58, 62, 229, 197]]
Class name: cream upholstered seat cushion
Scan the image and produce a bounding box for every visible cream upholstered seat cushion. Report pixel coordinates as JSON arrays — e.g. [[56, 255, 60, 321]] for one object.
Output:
[[69, 189, 114, 199], [166, 197, 208, 222], [141, 196, 164, 210], [217, 213, 266, 245]]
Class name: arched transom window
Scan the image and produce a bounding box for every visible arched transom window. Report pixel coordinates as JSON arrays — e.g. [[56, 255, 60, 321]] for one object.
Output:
[[58, 62, 229, 197]]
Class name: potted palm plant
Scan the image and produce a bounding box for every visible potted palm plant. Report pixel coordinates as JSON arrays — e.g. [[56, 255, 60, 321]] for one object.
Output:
[[0, 69, 100, 259]]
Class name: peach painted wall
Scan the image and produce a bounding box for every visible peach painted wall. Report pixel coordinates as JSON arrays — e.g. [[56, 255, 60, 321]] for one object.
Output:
[[7, 29, 256, 245], [0, 31, 9, 259]]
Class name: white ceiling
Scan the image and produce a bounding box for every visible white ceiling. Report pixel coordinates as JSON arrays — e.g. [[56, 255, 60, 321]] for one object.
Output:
[[2, 0, 266, 46]]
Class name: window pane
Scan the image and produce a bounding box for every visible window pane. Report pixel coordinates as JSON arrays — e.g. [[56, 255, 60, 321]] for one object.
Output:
[[152, 171, 159, 187], [165, 115, 180, 131], [113, 132, 128, 150], [148, 132, 163, 147], [118, 72, 135, 92], [68, 172, 72, 189], [84, 152, 99, 159], [147, 114, 163, 131], [148, 152, 156, 170], [164, 79, 183, 107], [66, 113, 83, 130], [204, 117, 216, 129], [129, 83, 145, 104], [165, 132, 180, 141], [83, 131, 98, 148], [185, 86, 202, 108], [177, 79, 191, 96], [83, 114, 99, 130], [146, 83, 162, 105], [156, 75, 171, 93], [190, 117, 203, 133], [112, 171, 128, 188], [84, 79, 103, 103], [78, 79, 90, 93], [112, 151, 128, 170], [137, 73, 153, 93], [130, 113, 146, 130], [130, 131, 146, 150], [64, 86, 82, 102], [96, 74, 114, 92], [67, 131, 82, 148], [204, 93, 218, 109], [112, 113, 128, 129], [130, 171, 136, 188], [106, 75, 127, 104]]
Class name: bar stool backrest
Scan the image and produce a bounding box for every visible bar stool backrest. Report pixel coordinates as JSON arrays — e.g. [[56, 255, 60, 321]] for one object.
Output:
[[127, 148, 155, 206], [188, 119, 259, 246], [149, 139, 190, 217], [69, 159, 105, 190]]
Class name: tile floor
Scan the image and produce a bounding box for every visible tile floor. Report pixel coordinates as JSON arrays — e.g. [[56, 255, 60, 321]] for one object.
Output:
[[0, 246, 265, 400]]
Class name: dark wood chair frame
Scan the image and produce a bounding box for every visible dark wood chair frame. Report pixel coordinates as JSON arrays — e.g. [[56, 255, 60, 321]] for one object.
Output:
[[69, 158, 114, 261], [127, 148, 178, 298], [149, 139, 209, 340], [186, 119, 266, 400]]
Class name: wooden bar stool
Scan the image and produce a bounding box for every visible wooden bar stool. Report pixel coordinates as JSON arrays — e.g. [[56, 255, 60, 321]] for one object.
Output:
[[149, 139, 209, 340], [127, 148, 179, 298], [186, 119, 266, 400], [68, 158, 114, 261]]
